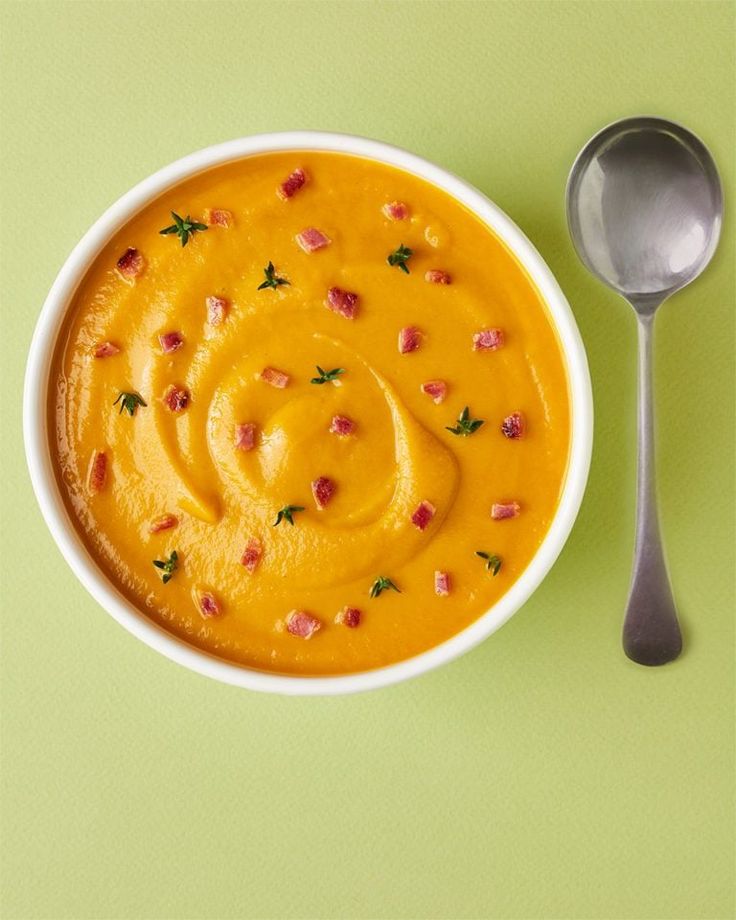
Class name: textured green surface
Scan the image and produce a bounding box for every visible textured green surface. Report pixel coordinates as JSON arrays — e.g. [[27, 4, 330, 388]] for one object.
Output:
[[1, 2, 734, 918]]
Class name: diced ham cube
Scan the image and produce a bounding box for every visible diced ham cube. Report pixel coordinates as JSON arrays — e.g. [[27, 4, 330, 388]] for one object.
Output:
[[491, 501, 521, 520], [163, 385, 190, 412], [88, 450, 107, 494], [116, 247, 144, 279], [382, 201, 410, 220], [159, 331, 184, 354], [335, 606, 362, 628], [286, 609, 321, 639], [149, 513, 178, 534], [329, 415, 356, 437], [326, 286, 359, 319], [240, 537, 263, 573], [425, 270, 452, 285], [434, 571, 451, 596], [312, 476, 336, 510], [411, 500, 436, 531], [501, 412, 525, 439], [398, 326, 423, 354], [420, 380, 447, 404], [203, 208, 232, 227], [259, 366, 289, 388], [473, 328, 505, 351], [296, 227, 330, 252], [198, 591, 221, 618], [235, 422, 256, 451], [277, 167, 307, 200], [206, 296, 229, 326], [93, 341, 120, 358]]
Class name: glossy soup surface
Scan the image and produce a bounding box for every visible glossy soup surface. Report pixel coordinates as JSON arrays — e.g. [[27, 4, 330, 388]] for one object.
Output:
[[53, 151, 570, 674]]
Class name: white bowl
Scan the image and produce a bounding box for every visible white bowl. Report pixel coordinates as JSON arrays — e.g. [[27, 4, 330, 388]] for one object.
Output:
[[24, 132, 593, 695]]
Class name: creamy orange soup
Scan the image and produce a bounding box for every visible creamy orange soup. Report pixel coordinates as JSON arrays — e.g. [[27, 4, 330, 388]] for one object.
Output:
[[52, 151, 570, 674]]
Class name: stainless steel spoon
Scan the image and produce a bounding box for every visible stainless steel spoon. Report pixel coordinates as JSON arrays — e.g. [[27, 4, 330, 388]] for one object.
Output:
[[566, 116, 723, 666]]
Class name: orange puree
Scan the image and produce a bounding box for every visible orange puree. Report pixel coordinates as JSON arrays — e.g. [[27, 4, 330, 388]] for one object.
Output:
[[52, 151, 570, 674]]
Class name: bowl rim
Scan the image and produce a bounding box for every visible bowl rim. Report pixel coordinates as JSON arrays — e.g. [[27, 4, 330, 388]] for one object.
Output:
[[23, 130, 593, 695]]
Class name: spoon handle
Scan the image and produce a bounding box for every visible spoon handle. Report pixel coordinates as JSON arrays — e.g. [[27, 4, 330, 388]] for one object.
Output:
[[622, 312, 682, 665]]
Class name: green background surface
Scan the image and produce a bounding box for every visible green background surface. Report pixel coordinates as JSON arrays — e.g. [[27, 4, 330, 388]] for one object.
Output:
[[1, 2, 734, 918]]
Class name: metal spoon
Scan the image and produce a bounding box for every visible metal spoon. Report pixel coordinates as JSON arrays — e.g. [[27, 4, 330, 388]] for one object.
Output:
[[566, 116, 723, 666]]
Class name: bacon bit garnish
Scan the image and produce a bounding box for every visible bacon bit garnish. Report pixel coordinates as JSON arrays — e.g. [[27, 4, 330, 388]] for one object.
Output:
[[382, 201, 410, 220], [501, 412, 525, 439], [335, 606, 362, 628], [312, 476, 336, 510], [329, 414, 356, 437], [198, 591, 221, 618], [434, 571, 451, 596], [88, 450, 107, 494], [235, 422, 256, 451], [203, 208, 232, 227], [491, 501, 521, 520], [93, 341, 120, 358], [149, 513, 178, 534], [420, 379, 447, 404], [411, 500, 436, 531], [206, 296, 229, 326], [240, 537, 263, 573], [259, 366, 289, 388], [473, 328, 505, 351], [278, 167, 307, 200], [159, 331, 184, 354], [296, 227, 331, 252], [326, 286, 359, 319], [398, 326, 423, 354], [425, 270, 452, 285], [163, 385, 190, 412], [286, 609, 321, 639], [116, 247, 144, 279]]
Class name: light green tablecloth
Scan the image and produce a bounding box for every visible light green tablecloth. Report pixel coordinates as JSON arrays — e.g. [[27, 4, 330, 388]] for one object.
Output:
[[1, 3, 733, 918]]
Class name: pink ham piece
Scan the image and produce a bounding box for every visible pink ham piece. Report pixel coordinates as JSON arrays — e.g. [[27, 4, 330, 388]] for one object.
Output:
[[382, 201, 410, 220], [398, 326, 423, 354], [296, 227, 331, 253], [411, 500, 436, 531], [235, 422, 256, 452], [278, 167, 307, 200], [329, 414, 356, 437], [203, 208, 232, 227], [149, 513, 178, 534], [163, 385, 190, 412], [434, 571, 451, 597], [326, 286, 359, 319], [286, 609, 321, 639], [93, 341, 120, 358], [206, 296, 229, 326], [501, 412, 525, 439], [425, 270, 452, 285], [420, 379, 447, 404], [88, 450, 107, 494], [116, 247, 144, 279], [198, 592, 221, 618], [473, 328, 505, 351], [491, 501, 521, 520], [240, 537, 263, 573], [312, 476, 336, 510], [159, 331, 184, 354], [335, 606, 362, 628], [259, 366, 289, 389]]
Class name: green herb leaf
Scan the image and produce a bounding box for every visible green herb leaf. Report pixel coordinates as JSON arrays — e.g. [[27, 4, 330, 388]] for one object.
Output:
[[387, 243, 413, 274], [476, 551, 502, 576], [113, 391, 147, 417], [273, 504, 306, 527], [153, 549, 178, 583], [310, 365, 346, 385], [159, 211, 207, 247], [258, 260, 290, 290], [369, 575, 401, 598], [445, 406, 484, 437]]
